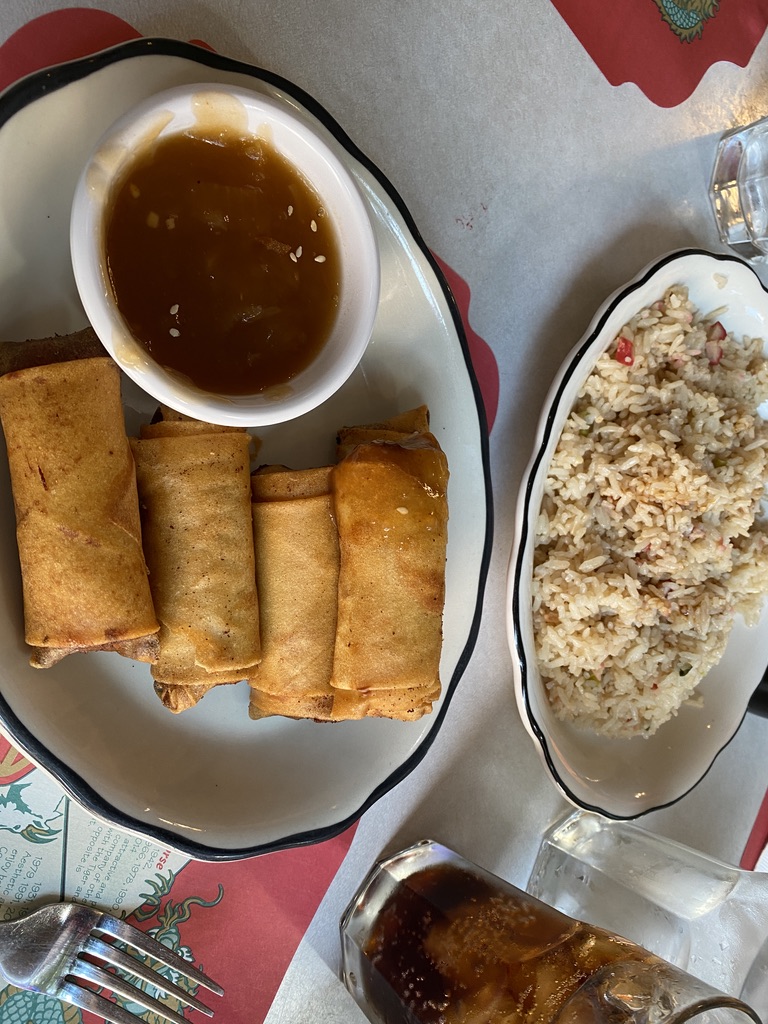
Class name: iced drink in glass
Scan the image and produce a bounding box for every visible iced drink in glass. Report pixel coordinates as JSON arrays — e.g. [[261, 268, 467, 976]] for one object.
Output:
[[340, 839, 760, 1024]]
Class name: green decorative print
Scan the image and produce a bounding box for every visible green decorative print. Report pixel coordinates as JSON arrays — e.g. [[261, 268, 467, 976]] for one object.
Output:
[[0, 986, 78, 1023], [133, 871, 177, 920], [651, 0, 720, 41], [112, 884, 225, 1022], [0, 784, 62, 843], [0, 878, 224, 1024]]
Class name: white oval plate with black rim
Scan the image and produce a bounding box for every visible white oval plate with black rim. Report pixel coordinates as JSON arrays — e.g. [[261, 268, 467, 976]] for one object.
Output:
[[508, 249, 768, 820], [0, 39, 492, 860]]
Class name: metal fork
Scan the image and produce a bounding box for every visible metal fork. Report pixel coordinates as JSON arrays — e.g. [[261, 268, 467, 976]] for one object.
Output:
[[0, 900, 224, 1024]]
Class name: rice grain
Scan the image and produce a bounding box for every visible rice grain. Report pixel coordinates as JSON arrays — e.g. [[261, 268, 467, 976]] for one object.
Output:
[[533, 285, 768, 738]]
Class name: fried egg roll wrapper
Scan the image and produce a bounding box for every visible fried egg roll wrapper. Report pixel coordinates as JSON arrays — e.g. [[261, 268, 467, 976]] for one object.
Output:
[[248, 688, 334, 721], [158, 404, 194, 422], [338, 405, 430, 437], [249, 491, 339, 698], [131, 430, 261, 686], [0, 328, 104, 375], [327, 681, 439, 720], [0, 356, 159, 665], [330, 436, 448, 692], [248, 681, 438, 722], [335, 406, 430, 461], [154, 679, 238, 714], [251, 465, 332, 501], [140, 419, 248, 439], [31, 633, 159, 669]]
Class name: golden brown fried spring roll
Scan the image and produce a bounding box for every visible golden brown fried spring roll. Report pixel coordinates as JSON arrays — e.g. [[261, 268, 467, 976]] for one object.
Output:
[[335, 405, 430, 460], [140, 419, 247, 439], [131, 429, 261, 692], [248, 680, 439, 722], [324, 681, 440, 721], [247, 687, 334, 721], [0, 328, 105, 375], [248, 413, 447, 722], [249, 468, 339, 704], [330, 434, 449, 693], [154, 679, 239, 714], [251, 465, 333, 501], [0, 353, 159, 667]]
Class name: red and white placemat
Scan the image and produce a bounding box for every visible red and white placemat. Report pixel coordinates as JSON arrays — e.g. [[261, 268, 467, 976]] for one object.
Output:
[[550, 0, 768, 107]]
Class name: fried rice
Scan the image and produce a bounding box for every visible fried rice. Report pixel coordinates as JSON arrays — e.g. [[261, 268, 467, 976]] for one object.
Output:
[[533, 285, 768, 738]]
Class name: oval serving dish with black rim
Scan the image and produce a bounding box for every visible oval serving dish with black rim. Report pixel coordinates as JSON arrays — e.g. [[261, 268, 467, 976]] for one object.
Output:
[[0, 39, 492, 860], [507, 249, 768, 820]]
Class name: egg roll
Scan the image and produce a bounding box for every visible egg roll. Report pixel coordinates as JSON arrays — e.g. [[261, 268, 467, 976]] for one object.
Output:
[[247, 413, 447, 722], [249, 468, 339, 704], [325, 680, 440, 721], [0, 352, 159, 666], [248, 687, 334, 721], [330, 434, 449, 693], [248, 680, 439, 722], [251, 465, 333, 501], [0, 327, 105, 375], [154, 679, 238, 714], [140, 419, 247, 439], [131, 428, 261, 691], [335, 405, 430, 460]]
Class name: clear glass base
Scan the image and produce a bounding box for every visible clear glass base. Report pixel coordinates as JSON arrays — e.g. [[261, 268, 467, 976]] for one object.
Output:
[[710, 120, 768, 261], [527, 810, 768, 1020]]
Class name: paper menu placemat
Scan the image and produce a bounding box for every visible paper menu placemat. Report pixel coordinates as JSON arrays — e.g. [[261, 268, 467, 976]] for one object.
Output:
[[0, 730, 360, 1024], [0, 738, 186, 917]]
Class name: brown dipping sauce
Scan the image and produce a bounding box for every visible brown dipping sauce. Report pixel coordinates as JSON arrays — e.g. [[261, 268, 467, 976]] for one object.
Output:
[[104, 129, 341, 395]]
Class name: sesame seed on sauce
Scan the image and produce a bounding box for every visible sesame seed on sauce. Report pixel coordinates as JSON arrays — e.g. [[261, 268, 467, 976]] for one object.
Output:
[[105, 131, 340, 394]]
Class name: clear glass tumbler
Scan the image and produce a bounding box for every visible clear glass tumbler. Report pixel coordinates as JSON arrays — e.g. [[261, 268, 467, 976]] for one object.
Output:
[[528, 810, 768, 1020], [340, 838, 761, 1024], [710, 116, 768, 259]]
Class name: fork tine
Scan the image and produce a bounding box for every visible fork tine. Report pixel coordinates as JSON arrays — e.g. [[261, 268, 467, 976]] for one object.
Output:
[[67, 959, 192, 1024], [59, 979, 160, 1024], [82, 934, 214, 1015], [94, 912, 224, 995]]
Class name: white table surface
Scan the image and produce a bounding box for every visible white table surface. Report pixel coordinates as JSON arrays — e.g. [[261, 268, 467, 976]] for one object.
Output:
[[2, 2, 768, 1021]]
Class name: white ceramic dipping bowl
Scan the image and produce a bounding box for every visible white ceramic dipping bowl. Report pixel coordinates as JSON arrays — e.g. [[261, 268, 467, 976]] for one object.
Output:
[[70, 83, 380, 426]]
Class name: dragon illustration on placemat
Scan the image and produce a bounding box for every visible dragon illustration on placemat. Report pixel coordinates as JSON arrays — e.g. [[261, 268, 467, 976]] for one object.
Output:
[[652, 0, 720, 41]]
